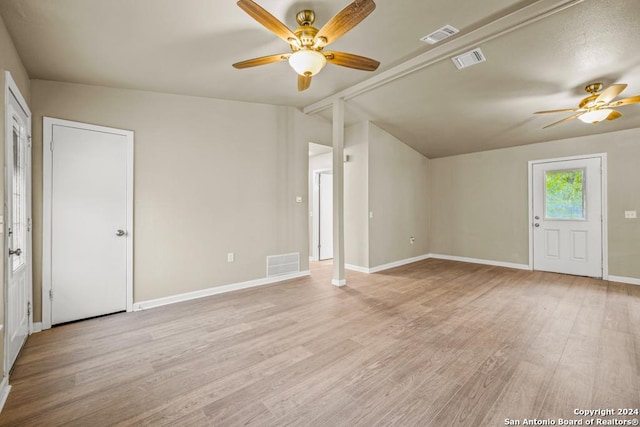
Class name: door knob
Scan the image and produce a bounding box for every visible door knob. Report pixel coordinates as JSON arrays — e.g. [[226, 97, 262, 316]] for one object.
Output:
[[8, 248, 22, 256], [534, 216, 540, 220], [116, 230, 127, 237], [534, 223, 540, 227]]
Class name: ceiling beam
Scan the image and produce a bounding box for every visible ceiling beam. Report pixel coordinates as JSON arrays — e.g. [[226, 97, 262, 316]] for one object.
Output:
[[303, 0, 584, 115]]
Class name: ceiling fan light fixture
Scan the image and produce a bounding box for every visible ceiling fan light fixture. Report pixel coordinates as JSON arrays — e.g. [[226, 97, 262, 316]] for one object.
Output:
[[579, 109, 613, 124], [288, 50, 327, 76]]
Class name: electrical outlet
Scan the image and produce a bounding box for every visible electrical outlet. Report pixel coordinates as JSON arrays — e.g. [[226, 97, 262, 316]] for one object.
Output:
[[625, 210, 637, 219], [296, 196, 303, 203], [410, 236, 415, 244], [369, 211, 374, 219], [227, 252, 234, 262]]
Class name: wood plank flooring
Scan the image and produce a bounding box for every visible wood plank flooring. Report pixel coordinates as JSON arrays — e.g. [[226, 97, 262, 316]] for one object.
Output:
[[1, 259, 639, 426]]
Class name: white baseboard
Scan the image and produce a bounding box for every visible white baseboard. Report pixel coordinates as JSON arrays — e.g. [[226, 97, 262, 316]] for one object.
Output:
[[427, 253, 531, 271], [31, 322, 42, 333], [346, 254, 431, 274], [608, 275, 640, 286], [331, 279, 346, 287], [0, 376, 11, 414], [133, 271, 310, 311], [345, 264, 369, 273]]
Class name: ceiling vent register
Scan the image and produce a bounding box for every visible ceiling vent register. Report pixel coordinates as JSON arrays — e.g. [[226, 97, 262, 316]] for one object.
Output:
[[451, 48, 486, 70], [420, 25, 459, 44]]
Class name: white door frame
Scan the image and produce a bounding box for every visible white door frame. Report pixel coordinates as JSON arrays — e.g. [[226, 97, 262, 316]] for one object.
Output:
[[4, 71, 33, 373], [527, 153, 608, 279], [42, 117, 134, 330], [311, 168, 331, 261]]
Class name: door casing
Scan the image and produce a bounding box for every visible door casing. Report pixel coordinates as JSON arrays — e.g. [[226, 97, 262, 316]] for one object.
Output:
[[42, 117, 134, 330], [527, 153, 608, 279]]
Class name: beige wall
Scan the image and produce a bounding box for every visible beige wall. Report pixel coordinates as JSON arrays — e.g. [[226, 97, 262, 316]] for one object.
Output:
[[30, 80, 331, 321], [0, 13, 31, 376], [430, 127, 640, 279], [344, 121, 430, 269], [344, 121, 369, 268], [368, 123, 430, 268]]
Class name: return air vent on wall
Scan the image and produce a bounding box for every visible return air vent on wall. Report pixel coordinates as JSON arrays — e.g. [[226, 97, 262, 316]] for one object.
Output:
[[420, 25, 459, 44], [451, 48, 486, 70], [266, 252, 300, 278]]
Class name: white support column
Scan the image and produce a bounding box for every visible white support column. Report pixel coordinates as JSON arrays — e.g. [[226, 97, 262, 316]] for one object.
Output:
[[332, 98, 346, 286]]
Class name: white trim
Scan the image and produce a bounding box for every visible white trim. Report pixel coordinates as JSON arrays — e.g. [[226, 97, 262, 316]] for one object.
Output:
[[4, 71, 31, 116], [345, 264, 369, 273], [42, 118, 135, 330], [528, 153, 608, 278], [303, 0, 583, 114], [428, 253, 530, 270], [608, 275, 640, 286], [346, 254, 431, 274], [0, 376, 11, 414], [31, 322, 42, 333], [331, 279, 346, 287], [134, 271, 310, 311]]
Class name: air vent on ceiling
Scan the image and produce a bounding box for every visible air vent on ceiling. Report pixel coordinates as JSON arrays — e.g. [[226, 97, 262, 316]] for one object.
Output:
[[420, 25, 459, 44], [451, 48, 486, 70]]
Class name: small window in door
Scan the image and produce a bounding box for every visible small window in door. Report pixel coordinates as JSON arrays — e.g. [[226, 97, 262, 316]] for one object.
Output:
[[12, 122, 26, 272], [544, 168, 585, 220]]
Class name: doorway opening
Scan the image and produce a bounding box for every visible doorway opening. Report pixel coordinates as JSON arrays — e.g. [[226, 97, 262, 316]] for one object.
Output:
[[528, 153, 608, 278], [309, 143, 333, 271]]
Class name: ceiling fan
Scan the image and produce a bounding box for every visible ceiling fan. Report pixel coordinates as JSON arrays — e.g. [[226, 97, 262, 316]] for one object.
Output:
[[232, 0, 380, 91], [534, 83, 640, 129]]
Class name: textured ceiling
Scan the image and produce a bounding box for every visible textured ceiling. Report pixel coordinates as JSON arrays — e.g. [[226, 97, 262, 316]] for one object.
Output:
[[1, 0, 639, 158]]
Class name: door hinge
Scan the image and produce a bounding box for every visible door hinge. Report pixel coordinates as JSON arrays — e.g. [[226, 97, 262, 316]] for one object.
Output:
[[50, 140, 54, 151], [27, 301, 31, 316], [49, 289, 53, 300], [27, 217, 31, 232]]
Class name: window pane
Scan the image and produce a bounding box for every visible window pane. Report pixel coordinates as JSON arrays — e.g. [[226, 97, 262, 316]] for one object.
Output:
[[545, 168, 585, 219], [12, 124, 26, 272]]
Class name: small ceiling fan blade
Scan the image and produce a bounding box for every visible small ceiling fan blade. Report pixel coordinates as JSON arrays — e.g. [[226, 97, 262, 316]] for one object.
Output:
[[610, 95, 640, 107], [237, 0, 298, 44], [542, 113, 582, 129], [325, 51, 380, 71], [606, 110, 622, 121], [232, 53, 290, 69], [595, 83, 627, 104], [298, 74, 312, 92], [533, 108, 581, 114], [315, 0, 376, 46]]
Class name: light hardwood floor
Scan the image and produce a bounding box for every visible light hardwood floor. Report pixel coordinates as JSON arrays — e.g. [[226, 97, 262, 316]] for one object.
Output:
[[1, 259, 639, 426]]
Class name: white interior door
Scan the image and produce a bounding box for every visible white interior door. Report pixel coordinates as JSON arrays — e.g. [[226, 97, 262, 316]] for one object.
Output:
[[5, 82, 32, 373], [532, 157, 603, 277], [318, 172, 333, 261], [50, 123, 129, 324]]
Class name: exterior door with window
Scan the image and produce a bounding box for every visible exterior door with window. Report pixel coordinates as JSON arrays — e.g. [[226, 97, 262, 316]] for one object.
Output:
[[5, 81, 32, 373], [532, 157, 603, 277]]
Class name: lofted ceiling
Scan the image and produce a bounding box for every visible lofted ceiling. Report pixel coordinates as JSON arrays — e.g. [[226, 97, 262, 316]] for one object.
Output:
[[0, 0, 639, 158]]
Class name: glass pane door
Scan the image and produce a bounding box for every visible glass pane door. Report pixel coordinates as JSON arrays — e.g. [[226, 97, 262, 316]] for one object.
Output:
[[12, 121, 26, 272]]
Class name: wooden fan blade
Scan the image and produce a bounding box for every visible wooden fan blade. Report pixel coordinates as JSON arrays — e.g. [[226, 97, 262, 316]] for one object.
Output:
[[606, 110, 622, 121], [237, 0, 298, 44], [298, 74, 312, 91], [233, 53, 290, 69], [315, 0, 376, 46], [610, 95, 640, 107], [595, 83, 627, 104], [325, 51, 379, 71], [543, 113, 582, 129], [534, 108, 581, 114]]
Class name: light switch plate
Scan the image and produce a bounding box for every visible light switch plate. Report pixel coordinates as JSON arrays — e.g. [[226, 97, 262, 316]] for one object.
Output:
[[625, 210, 637, 219], [227, 252, 234, 262], [296, 196, 303, 203]]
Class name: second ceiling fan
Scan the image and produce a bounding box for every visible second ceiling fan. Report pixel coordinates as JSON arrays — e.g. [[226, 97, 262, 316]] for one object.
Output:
[[233, 0, 380, 91]]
